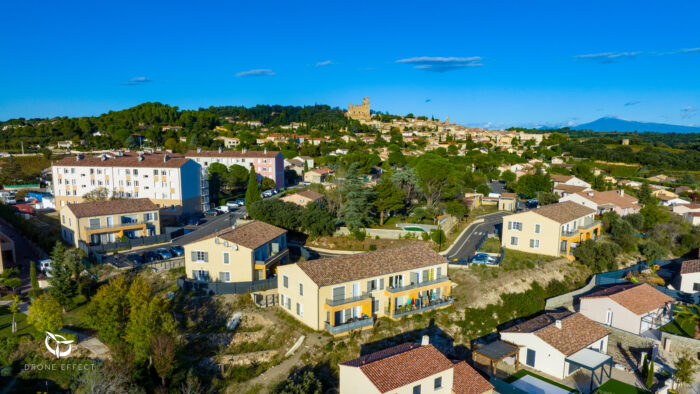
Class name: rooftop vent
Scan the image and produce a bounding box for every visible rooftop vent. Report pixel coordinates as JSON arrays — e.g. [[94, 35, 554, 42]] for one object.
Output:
[[555, 320, 562, 329], [218, 146, 223, 153], [242, 148, 247, 153], [197, 147, 202, 153], [76, 154, 83, 161], [163, 154, 169, 163], [421, 335, 430, 346]]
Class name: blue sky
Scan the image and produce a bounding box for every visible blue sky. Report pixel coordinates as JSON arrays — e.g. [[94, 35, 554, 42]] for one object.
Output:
[[1, 0, 699, 128]]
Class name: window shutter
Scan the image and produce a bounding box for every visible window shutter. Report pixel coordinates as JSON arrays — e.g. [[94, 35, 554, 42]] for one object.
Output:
[[367, 281, 371, 292], [203, 252, 209, 262], [508, 221, 512, 230], [191, 251, 196, 261], [380, 278, 384, 290], [437, 267, 442, 277]]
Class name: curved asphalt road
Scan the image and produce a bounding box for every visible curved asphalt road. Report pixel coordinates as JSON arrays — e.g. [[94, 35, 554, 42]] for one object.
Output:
[[445, 212, 510, 262]]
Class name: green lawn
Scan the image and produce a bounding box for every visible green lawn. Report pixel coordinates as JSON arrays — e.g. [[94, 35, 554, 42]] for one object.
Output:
[[62, 295, 89, 328], [0, 305, 39, 338], [594, 379, 651, 394], [479, 237, 502, 253], [660, 317, 696, 338], [505, 370, 579, 393]]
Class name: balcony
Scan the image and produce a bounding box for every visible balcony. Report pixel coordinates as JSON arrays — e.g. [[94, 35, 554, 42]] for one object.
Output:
[[561, 221, 600, 237], [325, 317, 374, 335], [85, 219, 149, 231], [385, 275, 450, 294], [326, 292, 370, 307], [255, 248, 289, 267], [390, 297, 454, 319]]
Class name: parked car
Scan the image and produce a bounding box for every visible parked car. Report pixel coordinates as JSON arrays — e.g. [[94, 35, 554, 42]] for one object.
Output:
[[204, 209, 221, 217], [156, 248, 173, 259], [234, 198, 245, 206], [170, 245, 185, 257], [471, 253, 497, 265], [217, 205, 230, 213], [126, 253, 144, 265], [144, 251, 161, 263]]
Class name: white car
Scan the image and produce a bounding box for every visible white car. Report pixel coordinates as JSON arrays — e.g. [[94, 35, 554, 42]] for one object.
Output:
[[217, 205, 230, 213]]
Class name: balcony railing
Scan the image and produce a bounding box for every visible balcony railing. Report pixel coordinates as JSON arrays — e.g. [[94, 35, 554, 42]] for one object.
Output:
[[325, 317, 374, 335], [85, 220, 150, 231], [390, 297, 454, 318], [561, 221, 599, 236], [385, 275, 450, 294], [326, 292, 370, 307], [255, 248, 288, 266]]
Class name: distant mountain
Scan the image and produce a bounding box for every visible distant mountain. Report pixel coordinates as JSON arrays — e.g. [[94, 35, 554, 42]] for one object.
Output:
[[572, 116, 700, 133]]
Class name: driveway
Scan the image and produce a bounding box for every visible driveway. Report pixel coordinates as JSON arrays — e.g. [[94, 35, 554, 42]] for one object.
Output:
[[445, 212, 509, 262]]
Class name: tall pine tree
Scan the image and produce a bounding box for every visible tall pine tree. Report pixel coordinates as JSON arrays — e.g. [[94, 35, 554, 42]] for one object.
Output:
[[245, 165, 262, 210], [48, 243, 75, 312]]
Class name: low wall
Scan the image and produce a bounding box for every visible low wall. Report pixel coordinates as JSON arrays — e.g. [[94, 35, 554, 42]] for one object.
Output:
[[660, 331, 700, 355], [544, 274, 598, 310], [334, 226, 424, 240]]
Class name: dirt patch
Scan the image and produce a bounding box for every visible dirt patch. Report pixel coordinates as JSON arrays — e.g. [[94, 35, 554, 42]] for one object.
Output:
[[450, 257, 590, 309], [307, 236, 428, 252], [217, 350, 279, 367]]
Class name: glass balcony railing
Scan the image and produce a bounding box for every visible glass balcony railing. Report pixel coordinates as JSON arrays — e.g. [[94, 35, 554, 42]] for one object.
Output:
[[326, 292, 370, 307], [385, 275, 450, 293], [390, 297, 453, 318], [325, 317, 374, 335]]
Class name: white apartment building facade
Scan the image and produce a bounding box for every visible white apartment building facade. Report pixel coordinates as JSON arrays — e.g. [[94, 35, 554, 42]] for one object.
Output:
[[185, 148, 285, 189], [51, 151, 202, 216]]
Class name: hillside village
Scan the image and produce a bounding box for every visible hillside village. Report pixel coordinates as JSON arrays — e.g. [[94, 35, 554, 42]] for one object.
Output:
[[0, 100, 698, 393]]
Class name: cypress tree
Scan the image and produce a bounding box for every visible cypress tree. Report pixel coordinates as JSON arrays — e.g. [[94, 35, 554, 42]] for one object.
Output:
[[29, 261, 39, 298], [646, 359, 654, 389], [245, 165, 262, 210]]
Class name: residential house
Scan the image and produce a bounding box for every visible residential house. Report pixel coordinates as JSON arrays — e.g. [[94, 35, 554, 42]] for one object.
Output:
[[676, 251, 700, 293], [553, 184, 591, 198], [672, 203, 700, 217], [675, 186, 693, 195], [659, 196, 688, 207], [501, 201, 601, 260], [214, 136, 240, 148], [280, 190, 324, 207], [500, 311, 611, 381], [61, 198, 160, 247], [339, 338, 493, 394], [684, 212, 700, 226], [184, 220, 288, 282], [276, 244, 452, 336], [185, 148, 285, 189], [0, 230, 15, 274], [498, 193, 517, 212], [284, 158, 305, 177], [464, 193, 482, 209], [560, 189, 641, 217], [294, 156, 314, 169], [618, 180, 642, 189], [550, 174, 592, 189], [304, 167, 334, 183], [647, 174, 676, 183], [51, 151, 202, 216], [650, 186, 678, 201], [579, 283, 674, 335], [161, 125, 183, 132]]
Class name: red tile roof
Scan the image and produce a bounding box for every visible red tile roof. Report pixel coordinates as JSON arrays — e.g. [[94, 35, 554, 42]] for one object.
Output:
[[574, 190, 640, 209], [65, 198, 159, 218], [523, 201, 596, 224], [185, 150, 280, 158], [194, 220, 287, 250], [581, 283, 673, 315], [452, 361, 494, 394], [53, 152, 190, 168]]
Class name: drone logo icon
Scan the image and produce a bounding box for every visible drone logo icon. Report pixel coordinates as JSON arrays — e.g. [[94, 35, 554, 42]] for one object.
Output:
[[45, 331, 74, 359]]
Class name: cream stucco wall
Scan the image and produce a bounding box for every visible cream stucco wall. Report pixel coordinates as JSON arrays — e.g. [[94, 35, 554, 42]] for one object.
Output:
[[277, 263, 321, 330], [579, 297, 645, 334], [502, 211, 561, 257], [60, 207, 160, 247], [339, 365, 381, 394], [680, 272, 700, 293], [185, 236, 255, 283], [339, 363, 452, 394]]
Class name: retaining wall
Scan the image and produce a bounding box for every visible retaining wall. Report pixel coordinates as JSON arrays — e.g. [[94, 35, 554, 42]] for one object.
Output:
[[544, 274, 598, 310], [660, 331, 700, 355]]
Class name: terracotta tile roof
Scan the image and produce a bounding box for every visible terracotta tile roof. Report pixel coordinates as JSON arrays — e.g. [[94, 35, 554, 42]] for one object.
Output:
[[503, 312, 609, 356], [295, 190, 324, 201], [575, 190, 640, 209], [184, 150, 280, 158], [452, 361, 494, 394], [343, 344, 454, 393], [309, 167, 334, 175], [680, 251, 700, 274], [554, 184, 589, 194], [66, 198, 158, 218], [53, 152, 190, 168], [581, 283, 673, 315], [296, 243, 447, 287], [195, 220, 287, 250], [550, 174, 574, 183], [524, 201, 595, 224], [341, 343, 418, 367], [500, 193, 517, 198]]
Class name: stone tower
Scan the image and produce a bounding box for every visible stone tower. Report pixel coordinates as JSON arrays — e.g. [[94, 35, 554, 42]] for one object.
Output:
[[347, 97, 371, 122]]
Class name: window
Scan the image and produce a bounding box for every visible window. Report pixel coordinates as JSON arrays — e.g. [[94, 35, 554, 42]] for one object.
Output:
[[367, 279, 378, 292], [283, 275, 289, 288], [413, 385, 421, 394], [434, 377, 442, 389], [285, 296, 291, 310], [219, 272, 230, 282], [694, 283, 700, 292], [296, 302, 304, 317], [222, 252, 230, 265], [153, 169, 158, 175], [191, 251, 208, 262], [535, 224, 541, 234], [508, 221, 522, 231], [510, 236, 518, 246], [61, 215, 65, 224], [126, 169, 131, 175], [529, 239, 540, 249], [299, 283, 303, 296], [133, 169, 138, 175]]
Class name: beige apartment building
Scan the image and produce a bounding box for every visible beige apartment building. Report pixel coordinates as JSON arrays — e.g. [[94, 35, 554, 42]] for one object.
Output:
[[51, 151, 202, 216], [183, 220, 288, 283], [277, 244, 452, 336], [501, 201, 601, 260], [60, 199, 161, 247]]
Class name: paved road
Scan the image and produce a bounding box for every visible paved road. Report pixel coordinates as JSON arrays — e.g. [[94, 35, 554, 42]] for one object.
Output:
[[445, 212, 510, 262], [488, 180, 507, 195]]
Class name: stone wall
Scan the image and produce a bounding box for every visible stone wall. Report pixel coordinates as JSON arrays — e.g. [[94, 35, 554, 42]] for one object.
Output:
[[660, 331, 700, 355], [544, 274, 598, 310], [334, 226, 424, 240]]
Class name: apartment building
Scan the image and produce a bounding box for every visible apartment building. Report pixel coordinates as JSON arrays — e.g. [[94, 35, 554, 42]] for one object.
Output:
[[501, 201, 601, 260], [60, 198, 160, 247], [185, 148, 285, 189], [340, 338, 494, 394], [560, 189, 641, 217], [183, 220, 288, 282], [51, 151, 202, 216], [277, 244, 452, 336]]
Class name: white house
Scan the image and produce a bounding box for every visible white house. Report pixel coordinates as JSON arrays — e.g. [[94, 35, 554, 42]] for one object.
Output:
[[579, 283, 674, 335], [500, 311, 610, 381], [560, 190, 641, 217], [676, 252, 700, 293], [550, 174, 592, 189]]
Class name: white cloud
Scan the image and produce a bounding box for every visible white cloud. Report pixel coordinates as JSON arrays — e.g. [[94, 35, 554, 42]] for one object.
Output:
[[396, 56, 483, 72], [315, 60, 333, 67], [574, 52, 641, 63], [235, 69, 275, 77], [121, 77, 151, 85]]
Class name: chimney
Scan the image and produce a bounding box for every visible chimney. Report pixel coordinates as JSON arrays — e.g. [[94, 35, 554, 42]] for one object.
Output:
[[264, 148, 268, 154], [100, 153, 107, 161], [242, 148, 247, 153], [618, 189, 624, 196], [421, 335, 429, 346], [555, 320, 562, 329], [138, 153, 144, 162], [197, 147, 202, 153], [75, 153, 82, 161], [587, 192, 594, 197], [163, 153, 169, 163], [218, 146, 223, 153]]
